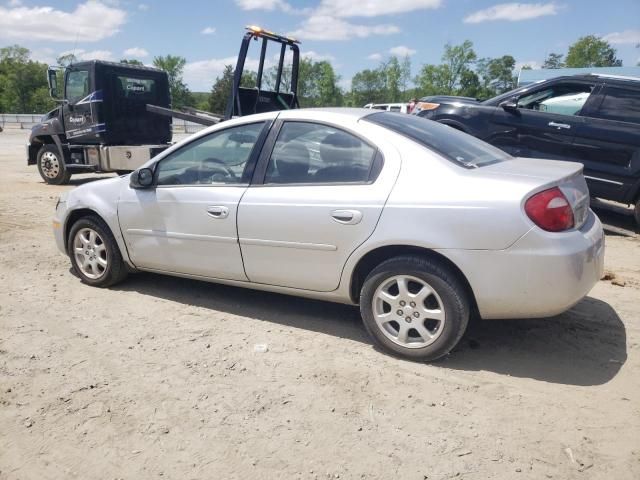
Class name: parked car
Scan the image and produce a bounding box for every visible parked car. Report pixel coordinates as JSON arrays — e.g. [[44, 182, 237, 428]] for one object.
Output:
[[52, 109, 604, 361], [412, 95, 479, 115], [413, 74, 640, 225], [363, 103, 411, 113]]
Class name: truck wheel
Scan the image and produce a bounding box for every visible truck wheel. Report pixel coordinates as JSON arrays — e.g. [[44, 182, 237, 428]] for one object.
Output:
[[634, 197, 640, 229], [37, 144, 71, 185], [360, 255, 470, 362], [68, 215, 128, 287]]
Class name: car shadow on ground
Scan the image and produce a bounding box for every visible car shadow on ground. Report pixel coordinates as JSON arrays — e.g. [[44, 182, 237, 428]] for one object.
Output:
[[113, 273, 626, 387]]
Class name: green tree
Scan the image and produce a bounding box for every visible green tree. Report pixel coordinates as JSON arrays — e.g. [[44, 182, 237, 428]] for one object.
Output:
[[297, 58, 342, 107], [542, 52, 565, 69], [349, 68, 386, 106], [152, 54, 193, 109], [442, 40, 477, 92], [400, 55, 412, 98], [414, 40, 477, 96], [0, 45, 54, 113], [120, 59, 144, 66], [485, 55, 517, 93], [208, 64, 233, 114], [382, 56, 402, 102], [565, 35, 622, 67], [56, 53, 77, 67]]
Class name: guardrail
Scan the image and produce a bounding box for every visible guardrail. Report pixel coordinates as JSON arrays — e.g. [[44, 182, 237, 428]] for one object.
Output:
[[0, 113, 206, 134]]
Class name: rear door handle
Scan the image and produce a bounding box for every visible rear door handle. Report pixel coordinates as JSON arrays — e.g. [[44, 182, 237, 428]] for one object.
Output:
[[206, 206, 229, 219], [331, 209, 362, 225], [548, 121, 571, 130]]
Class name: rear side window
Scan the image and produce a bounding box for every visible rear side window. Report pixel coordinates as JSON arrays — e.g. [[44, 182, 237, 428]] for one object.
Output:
[[365, 112, 511, 168], [593, 86, 640, 124], [116, 76, 157, 102], [264, 122, 377, 184]]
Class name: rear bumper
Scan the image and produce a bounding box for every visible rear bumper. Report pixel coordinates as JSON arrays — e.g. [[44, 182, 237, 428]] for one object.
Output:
[[438, 210, 605, 319]]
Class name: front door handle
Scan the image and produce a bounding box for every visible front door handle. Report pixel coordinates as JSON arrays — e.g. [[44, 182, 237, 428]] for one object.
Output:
[[206, 206, 229, 219], [331, 209, 362, 225], [548, 121, 571, 130]]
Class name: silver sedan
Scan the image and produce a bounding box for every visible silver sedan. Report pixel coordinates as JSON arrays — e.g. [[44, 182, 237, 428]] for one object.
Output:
[[52, 108, 604, 361]]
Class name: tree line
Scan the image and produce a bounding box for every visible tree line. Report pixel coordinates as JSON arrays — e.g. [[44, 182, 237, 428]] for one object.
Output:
[[0, 35, 630, 114]]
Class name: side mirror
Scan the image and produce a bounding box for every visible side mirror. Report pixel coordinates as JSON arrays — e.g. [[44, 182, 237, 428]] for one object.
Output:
[[499, 97, 519, 112], [47, 68, 59, 99], [130, 167, 154, 189]]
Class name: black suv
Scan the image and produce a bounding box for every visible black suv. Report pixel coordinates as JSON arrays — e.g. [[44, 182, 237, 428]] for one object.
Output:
[[414, 75, 640, 225]]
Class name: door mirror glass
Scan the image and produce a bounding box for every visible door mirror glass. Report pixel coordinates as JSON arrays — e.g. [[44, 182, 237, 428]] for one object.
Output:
[[499, 97, 518, 111], [130, 167, 154, 189], [47, 68, 59, 98]]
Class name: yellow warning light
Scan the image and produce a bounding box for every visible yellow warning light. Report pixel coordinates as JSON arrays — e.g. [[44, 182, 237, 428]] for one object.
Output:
[[247, 25, 263, 33]]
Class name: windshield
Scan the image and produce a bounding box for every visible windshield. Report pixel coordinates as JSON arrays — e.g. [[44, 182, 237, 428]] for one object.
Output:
[[364, 112, 512, 168]]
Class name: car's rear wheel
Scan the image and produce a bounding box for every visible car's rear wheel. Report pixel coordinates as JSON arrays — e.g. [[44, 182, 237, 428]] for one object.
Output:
[[37, 144, 71, 185], [68, 216, 128, 287], [360, 255, 470, 361]]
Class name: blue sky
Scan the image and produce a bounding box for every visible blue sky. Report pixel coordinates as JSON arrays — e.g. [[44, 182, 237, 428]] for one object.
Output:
[[1, 0, 638, 91]]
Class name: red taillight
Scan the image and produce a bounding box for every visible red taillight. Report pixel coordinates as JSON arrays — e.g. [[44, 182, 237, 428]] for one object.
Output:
[[524, 187, 574, 232]]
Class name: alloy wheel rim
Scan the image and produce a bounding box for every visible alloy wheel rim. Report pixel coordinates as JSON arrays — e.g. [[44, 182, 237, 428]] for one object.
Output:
[[41, 151, 60, 179], [73, 228, 108, 280], [372, 275, 446, 348]]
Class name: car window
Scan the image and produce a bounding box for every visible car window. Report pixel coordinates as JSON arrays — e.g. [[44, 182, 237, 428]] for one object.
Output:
[[66, 70, 89, 103], [264, 122, 377, 184], [517, 83, 595, 116], [156, 122, 264, 186], [365, 112, 512, 168], [592, 86, 640, 124]]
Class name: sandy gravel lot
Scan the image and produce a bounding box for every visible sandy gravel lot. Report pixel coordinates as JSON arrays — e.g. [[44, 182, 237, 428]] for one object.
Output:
[[1, 129, 639, 480]]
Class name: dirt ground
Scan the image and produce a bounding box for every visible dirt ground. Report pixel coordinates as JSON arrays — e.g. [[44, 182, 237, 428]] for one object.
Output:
[[1, 129, 639, 480]]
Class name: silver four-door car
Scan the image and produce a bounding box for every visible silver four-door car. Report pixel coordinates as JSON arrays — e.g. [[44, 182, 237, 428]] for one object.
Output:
[[53, 108, 605, 361]]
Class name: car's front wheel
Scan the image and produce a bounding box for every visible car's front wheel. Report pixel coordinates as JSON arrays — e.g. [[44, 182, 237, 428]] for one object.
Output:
[[360, 255, 470, 361], [68, 216, 128, 287]]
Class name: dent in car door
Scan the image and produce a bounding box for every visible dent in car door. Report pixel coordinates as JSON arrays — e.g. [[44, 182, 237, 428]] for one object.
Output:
[[238, 121, 401, 292]]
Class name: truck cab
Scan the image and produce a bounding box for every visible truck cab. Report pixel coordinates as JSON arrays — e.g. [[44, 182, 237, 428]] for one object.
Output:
[[28, 61, 172, 184]]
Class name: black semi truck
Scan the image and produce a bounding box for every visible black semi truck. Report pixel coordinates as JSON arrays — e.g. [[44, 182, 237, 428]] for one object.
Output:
[[27, 26, 301, 185]]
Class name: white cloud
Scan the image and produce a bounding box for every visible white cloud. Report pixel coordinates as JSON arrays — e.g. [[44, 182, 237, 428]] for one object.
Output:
[[0, 1, 127, 42], [288, 15, 399, 41], [184, 57, 261, 91], [235, 0, 292, 12], [317, 0, 441, 18], [201, 26, 216, 35], [389, 45, 416, 57], [59, 49, 114, 61], [368, 53, 383, 61], [603, 29, 640, 45], [123, 47, 148, 57], [138, 3, 149, 10], [302, 50, 335, 62], [464, 2, 559, 24]]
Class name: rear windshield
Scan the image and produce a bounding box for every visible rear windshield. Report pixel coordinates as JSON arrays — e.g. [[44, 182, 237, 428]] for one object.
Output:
[[365, 112, 512, 168], [115, 75, 157, 102]]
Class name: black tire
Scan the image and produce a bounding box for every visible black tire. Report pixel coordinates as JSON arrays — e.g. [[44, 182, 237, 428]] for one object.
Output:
[[37, 144, 71, 185], [67, 215, 128, 287], [634, 198, 640, 229], [360, 255, 470, 362]]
